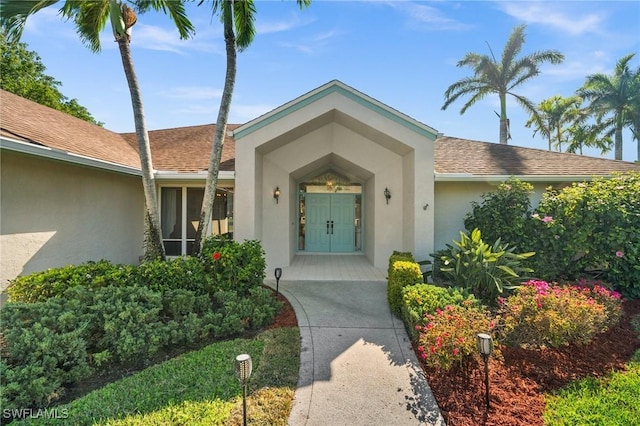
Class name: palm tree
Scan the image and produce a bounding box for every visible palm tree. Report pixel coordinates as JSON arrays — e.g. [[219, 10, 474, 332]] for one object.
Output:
[[442, 24, 564, 144], [578, 53, 639, 161], [565, 123, 612, 155], [525, 95, 584, 152], [1, 0, 195, 261], [624, 66, 640, 161], [193, 0, 310, 254]]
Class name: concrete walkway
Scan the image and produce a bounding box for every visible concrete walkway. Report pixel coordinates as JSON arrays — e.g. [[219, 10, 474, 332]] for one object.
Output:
[[265, 278, 445, 425]]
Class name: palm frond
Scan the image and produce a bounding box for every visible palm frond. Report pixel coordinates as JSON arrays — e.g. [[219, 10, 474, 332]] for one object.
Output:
[[0, 0, 59, 41], [233, 0, 256, 51]]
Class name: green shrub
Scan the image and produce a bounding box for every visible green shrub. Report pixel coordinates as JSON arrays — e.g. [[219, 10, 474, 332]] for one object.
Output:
[[201, 238, 266, 294], [438, 229, 535, 304], [0, 299, 93, 411], [401, 284, 477, 340], [534, 172, 640, 297], [415, 301, 496, 371], [213, 287, 281, 337], [464, 178, 535, 252], [132, 256, 212, 295], [462, 173, 640, 298], [499, 280, 622, 348], [388, 251, 415, 277], [388, 259, 422, 317], [7, 260, 135, 303]]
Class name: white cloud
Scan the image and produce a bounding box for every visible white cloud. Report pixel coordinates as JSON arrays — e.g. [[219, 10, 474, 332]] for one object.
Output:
[[279, 29, 341, 55], [405, 3, 474, 31], [132, 24, 220, 54], [381, 1, 472, 31], [256, 14, 316, 35], [160, 87, 223, 100], [499, 2, 604, 36]]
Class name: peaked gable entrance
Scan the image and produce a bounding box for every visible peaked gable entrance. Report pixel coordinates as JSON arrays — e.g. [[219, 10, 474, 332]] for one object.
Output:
[[233, 80, 439, 270]]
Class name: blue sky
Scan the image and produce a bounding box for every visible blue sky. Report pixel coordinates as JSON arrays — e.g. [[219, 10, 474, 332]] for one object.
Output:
[[17, 0, 640, 161]]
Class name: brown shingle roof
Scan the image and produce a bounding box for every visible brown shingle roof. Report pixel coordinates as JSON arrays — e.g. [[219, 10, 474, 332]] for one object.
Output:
[[120, 124, 238, 173], [2, 90, 638, 177], [0, 90, 141, 168], [435, 136, 640, 176]]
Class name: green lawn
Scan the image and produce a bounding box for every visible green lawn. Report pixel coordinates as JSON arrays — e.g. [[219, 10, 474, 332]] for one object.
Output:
[[543, 356, 640, 426], [544, 311, 640, 426], [21, 327, 300, 426]]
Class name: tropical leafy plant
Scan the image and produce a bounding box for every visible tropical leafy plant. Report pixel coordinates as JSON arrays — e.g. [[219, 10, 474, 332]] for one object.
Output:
[[438, 228, 535, 304]]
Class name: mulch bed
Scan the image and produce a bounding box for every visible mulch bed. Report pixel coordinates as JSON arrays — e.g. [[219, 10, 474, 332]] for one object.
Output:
[[268, 293, 640, 425]]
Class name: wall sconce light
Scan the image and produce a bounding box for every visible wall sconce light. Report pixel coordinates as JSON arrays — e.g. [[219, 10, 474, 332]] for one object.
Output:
[[477, 333, 494, 409], [235, 354, 253, 426], [384, 187, 391, 204], [273, 187, 280, 204]]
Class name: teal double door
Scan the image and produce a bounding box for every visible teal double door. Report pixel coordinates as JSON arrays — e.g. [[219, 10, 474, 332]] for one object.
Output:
[[305, 193, 355, 252]]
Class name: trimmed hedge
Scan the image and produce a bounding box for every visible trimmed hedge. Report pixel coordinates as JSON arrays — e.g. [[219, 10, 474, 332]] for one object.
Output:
[[388, 254, 422, 317]]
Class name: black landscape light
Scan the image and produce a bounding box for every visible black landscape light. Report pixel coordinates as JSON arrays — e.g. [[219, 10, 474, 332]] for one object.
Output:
[[235, 354, 253, 426], [274, 267, 282, 297], [477, 333, 494, 409]]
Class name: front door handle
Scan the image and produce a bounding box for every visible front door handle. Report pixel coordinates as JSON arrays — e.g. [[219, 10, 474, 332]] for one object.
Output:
[[330, 220, 334, 234], [326, 220, 330, 234]]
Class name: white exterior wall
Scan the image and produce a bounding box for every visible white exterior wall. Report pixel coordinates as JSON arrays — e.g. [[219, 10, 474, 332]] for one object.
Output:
[[1, 151, 144, 290], [433, 180, 555, 253], [234, 86, 437, 270]]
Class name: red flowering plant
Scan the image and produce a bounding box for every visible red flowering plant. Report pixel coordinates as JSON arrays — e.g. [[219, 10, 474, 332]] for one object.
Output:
[[200, 237, 266, 294], [499, 279, 622, 348], [415, 300, 497, 371]]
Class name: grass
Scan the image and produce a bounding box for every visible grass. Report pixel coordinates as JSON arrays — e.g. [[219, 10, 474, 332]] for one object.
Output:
[[543, 313, 640, 426], [543, 357, 640, 426], [22, 327, 300, 425]]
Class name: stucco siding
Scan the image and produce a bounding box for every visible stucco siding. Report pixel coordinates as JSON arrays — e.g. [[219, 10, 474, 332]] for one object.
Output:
[[433, 180, 556, 254], [1, 151, 144, 290]]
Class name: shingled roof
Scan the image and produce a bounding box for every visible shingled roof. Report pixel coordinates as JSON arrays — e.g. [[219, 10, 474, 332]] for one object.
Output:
[[120, 124, 238, 173], [2, 90, 638, 177], [435, 136, 639, 177], [0, 90, 141, 169]]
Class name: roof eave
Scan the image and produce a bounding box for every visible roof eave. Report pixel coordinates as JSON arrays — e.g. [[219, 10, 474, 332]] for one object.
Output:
[[154, 170, 235, 181], [234, 80, 440, 141], [435, 173, 607, 182], [1, 136, 142, 176]]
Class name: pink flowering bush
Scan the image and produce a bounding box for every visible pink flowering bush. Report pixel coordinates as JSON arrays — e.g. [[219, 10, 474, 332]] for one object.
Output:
[[499, 279, 622, 348], [571, 278, 623, 325], [416, 300, 496, 371]]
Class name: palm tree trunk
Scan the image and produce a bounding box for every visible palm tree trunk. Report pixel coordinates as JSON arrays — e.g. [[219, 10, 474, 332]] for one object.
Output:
[[194, 0, 237, 254], [116, 37, 166, 261], [615, 119, 623, 161], [499, 92, 509, 144]]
